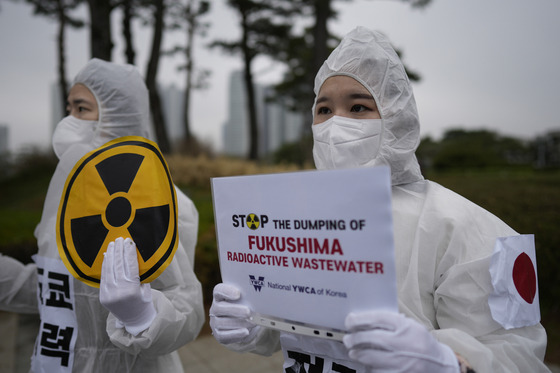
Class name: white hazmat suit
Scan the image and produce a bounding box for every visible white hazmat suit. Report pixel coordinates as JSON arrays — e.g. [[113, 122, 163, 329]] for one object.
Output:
[[0, 254, 38, 313], [210, 27, 549, 372], [1, 59, 204, 372]]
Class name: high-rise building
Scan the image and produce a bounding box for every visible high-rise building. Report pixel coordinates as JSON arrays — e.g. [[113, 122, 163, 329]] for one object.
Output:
[[222, 70, 304, 158], [260, 86, 302, 155], [0, 124, 9, 154], [159, 83, 184, 146], [222, 71, 249, 157], [51, 82, 67, 135]]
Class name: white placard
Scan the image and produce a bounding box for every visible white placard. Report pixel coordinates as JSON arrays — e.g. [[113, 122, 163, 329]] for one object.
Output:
[[212, 166, 397, 333]]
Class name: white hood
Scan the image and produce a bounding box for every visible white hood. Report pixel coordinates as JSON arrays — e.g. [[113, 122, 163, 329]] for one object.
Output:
[[73, 58, 152, 150], [313, 26, 423, 186]]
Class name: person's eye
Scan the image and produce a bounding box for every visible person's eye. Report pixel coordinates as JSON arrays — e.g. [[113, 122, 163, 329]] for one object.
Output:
[[350, 104, 369, 113], [78, 106, 87, 112], [317, 106, 331, 115]]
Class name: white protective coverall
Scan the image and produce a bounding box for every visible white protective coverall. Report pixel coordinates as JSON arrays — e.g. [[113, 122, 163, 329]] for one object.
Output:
[[3, 59, 204, 372], [0, 254, 38, 313], [214, 27, 549, 373]]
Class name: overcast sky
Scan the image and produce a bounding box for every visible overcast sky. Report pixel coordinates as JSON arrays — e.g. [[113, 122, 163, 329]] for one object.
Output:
[[1, 0, 559, 154]]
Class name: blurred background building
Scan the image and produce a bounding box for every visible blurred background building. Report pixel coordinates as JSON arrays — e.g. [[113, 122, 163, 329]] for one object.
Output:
[[47, 72, 302, 158], [221, 70, 302, 158], [0, 125, 9, 154]]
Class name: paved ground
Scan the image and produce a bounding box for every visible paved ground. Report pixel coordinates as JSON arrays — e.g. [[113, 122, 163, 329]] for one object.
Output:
[[1, 311, 558, 372], [178, 333, 284, 372], [0, 311, 284, 373]]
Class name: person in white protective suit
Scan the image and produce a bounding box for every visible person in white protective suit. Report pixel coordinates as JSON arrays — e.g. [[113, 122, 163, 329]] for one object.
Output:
[[0, 254, 39, 313], [209, 27, 550, 373], [0, 58, 204, 372]]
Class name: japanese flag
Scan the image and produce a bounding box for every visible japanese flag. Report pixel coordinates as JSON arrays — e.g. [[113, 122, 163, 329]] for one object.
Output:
[[488, 234, 540, 329]]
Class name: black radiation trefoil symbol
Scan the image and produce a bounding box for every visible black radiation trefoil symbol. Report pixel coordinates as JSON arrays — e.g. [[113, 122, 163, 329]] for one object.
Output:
[[246, 213, 260, 230], [58, 138, 178, 286], [69, 153, 170, 269]]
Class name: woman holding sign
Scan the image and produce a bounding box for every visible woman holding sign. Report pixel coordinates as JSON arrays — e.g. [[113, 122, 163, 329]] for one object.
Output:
[[210, 27, 549, 372]]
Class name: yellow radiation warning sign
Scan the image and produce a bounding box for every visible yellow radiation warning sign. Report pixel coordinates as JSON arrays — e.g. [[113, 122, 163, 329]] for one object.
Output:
[[56, 136, 178, 287], [246, 213, 260, 230]]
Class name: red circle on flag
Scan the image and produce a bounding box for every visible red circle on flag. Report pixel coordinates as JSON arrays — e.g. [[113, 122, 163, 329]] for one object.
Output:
[[512, 252, 536, 304]]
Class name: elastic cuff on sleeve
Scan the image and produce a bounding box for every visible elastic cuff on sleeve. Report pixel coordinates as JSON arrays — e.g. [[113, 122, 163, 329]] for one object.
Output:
[[121, 302, 157, 336]]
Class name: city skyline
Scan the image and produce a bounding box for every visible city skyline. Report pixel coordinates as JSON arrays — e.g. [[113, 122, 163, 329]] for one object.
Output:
[[2, 1, 560, 154]]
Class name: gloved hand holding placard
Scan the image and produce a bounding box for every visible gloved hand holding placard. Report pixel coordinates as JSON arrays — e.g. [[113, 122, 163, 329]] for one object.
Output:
[[343, 311, 460, 373], [210, 283, 262, 344], [211, 166, 397, 340]]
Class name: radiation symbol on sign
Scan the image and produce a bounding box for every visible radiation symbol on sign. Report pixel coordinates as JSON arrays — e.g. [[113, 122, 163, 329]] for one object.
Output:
[[246, 213, 260, 230], [56, 136, 178, 288]]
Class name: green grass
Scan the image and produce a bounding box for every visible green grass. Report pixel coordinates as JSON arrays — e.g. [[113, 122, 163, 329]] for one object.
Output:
[[179, 185, 222, 306], [0, 156, 55, 262]]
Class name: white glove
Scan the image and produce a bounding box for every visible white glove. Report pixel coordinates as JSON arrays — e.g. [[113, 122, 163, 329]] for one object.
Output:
[[209, 283, 261, 345], [100, 237, 157, 336], [343, 311, 460, 373]]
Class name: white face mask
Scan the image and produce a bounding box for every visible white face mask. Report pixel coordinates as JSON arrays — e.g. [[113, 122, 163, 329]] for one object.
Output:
[[312, 115, 383, 170], [52, 116, 97, 159]]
